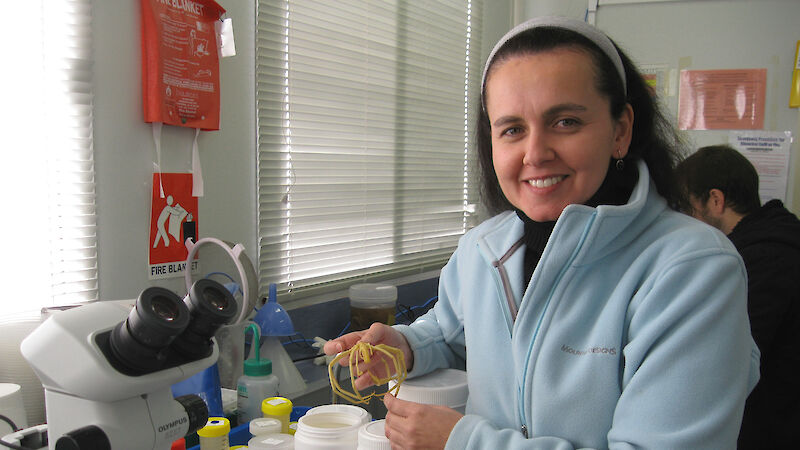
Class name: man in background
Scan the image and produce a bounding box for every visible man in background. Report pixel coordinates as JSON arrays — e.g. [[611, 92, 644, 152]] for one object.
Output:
[[676, 144, 800, 448]]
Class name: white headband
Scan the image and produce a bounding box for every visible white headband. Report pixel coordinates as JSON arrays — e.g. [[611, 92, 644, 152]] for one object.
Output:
[[481, 16, 627, 98]]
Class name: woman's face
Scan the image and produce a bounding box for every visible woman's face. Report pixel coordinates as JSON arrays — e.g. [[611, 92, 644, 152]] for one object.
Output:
[[484, 48, 633, 222]]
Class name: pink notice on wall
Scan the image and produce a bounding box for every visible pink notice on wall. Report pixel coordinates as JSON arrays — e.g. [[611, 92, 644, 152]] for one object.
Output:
[[678, 69, 767, 130]]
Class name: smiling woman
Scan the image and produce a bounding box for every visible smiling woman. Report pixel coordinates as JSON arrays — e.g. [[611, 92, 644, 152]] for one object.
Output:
[[485, 48, 633, 222], [325, 16, 760, 450]]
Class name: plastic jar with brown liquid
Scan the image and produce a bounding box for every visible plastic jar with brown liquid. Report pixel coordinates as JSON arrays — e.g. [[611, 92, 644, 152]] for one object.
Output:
[[348, 284, 397, 331]]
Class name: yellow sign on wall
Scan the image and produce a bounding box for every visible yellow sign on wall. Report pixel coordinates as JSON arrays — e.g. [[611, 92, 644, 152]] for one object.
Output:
[[790, 40, 800, 108]]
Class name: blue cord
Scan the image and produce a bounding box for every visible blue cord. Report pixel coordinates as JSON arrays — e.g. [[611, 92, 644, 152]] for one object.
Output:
[[336, 321, 350, 338], [205, 271, 236, 283], [204, 272, 242, 296], [279, 296, 436, 347], [278, 320, 350, 349], [395, 295, 438, 321]]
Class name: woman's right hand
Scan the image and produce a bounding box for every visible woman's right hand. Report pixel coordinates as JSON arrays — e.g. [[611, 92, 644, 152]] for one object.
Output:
[[323, 322, 414, 391]]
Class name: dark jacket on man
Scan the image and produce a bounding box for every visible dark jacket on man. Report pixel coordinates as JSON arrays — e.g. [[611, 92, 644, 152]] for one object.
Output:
[[730, 199, 800, 449]]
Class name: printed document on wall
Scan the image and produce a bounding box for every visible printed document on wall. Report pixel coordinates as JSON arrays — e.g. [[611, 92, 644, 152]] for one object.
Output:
[[679, 69, 766, 130], [729, 130, 793, 203]]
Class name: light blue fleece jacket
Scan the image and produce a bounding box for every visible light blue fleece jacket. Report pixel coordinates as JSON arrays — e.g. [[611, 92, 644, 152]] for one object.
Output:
[[395, 161, 760, 449]]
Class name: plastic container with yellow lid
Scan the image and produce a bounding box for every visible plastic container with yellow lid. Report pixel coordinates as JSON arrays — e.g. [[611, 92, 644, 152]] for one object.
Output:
[[197, 417, 230, 450], [261, 396, 293, 434]]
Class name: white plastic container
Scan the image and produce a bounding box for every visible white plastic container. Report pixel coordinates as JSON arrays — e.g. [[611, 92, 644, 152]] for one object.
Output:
[[238, 324, 280, 425], [349, 283, 397, 331], [294, 411, 362, 449], [221, 388, 238, 418], [248, 433, 294, 450], [305, 404, 371, 425], [237, 363, 279, 424], [0, 383, 26, 437], [389, 368, 468, 413], [357, 420, 390, 450]]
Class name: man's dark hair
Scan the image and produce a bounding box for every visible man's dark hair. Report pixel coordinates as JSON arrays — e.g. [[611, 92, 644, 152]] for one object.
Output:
[[675, 144, 761, 215]]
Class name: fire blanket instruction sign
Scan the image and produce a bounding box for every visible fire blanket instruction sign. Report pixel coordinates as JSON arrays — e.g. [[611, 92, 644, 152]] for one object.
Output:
[[149, 173, 199, 279], [141, 0, 226, 130]]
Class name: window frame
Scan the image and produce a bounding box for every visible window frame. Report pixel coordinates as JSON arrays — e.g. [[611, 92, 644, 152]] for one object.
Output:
[[255, 0, 483, 304]]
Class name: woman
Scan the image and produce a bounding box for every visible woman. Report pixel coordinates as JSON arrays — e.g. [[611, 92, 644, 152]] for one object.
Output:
[[325, 16, 759, 449]]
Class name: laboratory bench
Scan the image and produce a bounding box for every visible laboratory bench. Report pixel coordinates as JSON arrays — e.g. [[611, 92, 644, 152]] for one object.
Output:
[[277, 275, 439, 418]]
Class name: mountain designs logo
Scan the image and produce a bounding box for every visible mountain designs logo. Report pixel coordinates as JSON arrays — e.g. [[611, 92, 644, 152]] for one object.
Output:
[[560, 344, 617, 357]]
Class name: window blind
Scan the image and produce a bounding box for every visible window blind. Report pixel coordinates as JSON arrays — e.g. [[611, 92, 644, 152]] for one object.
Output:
[[256, 0, 483, 302], [1, 0, 97, 316]]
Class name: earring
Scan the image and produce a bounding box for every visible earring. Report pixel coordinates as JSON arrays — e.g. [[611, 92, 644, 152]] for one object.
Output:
[[615, 149, 625, 171]]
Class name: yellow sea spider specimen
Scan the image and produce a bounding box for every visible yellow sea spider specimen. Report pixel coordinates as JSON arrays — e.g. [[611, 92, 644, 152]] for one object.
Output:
[[328, 342, 407, 404]]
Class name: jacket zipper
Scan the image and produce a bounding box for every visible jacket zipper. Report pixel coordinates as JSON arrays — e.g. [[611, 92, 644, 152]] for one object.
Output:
[[488, 236, 528, 436], [514, 214, 596, 439], [491, 237, 525, 322]]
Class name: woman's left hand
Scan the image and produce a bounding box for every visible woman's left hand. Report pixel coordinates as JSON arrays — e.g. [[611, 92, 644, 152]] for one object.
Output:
[[383, 393, 463, 450]]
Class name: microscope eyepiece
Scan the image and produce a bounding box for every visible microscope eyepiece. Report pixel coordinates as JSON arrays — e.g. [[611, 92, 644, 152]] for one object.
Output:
[[109, 287, 190, 374], [171, 278, 238, 359], [127, 289, 190, 346], [151, 295, 182, 321], [201, 281, 232, 311]]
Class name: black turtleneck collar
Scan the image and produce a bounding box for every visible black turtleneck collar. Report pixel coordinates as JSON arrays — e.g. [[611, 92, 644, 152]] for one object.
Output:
[[517, 160, 638, 287]]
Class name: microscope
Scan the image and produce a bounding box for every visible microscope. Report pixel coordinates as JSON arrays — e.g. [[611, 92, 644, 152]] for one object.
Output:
[[19, 278, 238, 450]]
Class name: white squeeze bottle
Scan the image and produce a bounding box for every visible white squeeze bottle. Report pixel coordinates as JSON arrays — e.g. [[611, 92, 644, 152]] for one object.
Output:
[[238, 323, 280, 424]]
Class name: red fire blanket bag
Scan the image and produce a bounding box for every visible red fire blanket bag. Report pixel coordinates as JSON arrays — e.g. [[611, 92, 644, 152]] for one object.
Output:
[[141, 0, 226, 130]]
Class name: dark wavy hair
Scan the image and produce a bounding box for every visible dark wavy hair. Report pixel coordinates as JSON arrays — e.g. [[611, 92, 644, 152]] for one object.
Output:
[[675, 144, 761, 216], [476, 27, 687, 215]]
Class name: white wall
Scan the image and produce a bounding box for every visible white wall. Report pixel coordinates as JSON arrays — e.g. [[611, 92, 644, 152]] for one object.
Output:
[[515, 0, 800, 213], [91, 1, 256, 300], [91, 1, 512, 301]]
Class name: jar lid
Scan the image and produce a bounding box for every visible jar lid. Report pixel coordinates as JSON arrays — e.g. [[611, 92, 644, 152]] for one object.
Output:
[[357, 419, 391, 450], [262, 396, 293, 416], [247, 433, 294, 450], [389, 368, 468, 408], [250, 417, 282, 436], [306, 404, 371, 425], [196, 417, 230, 438], [244, 356, 273, 376], [349, 283, 397, 308]]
